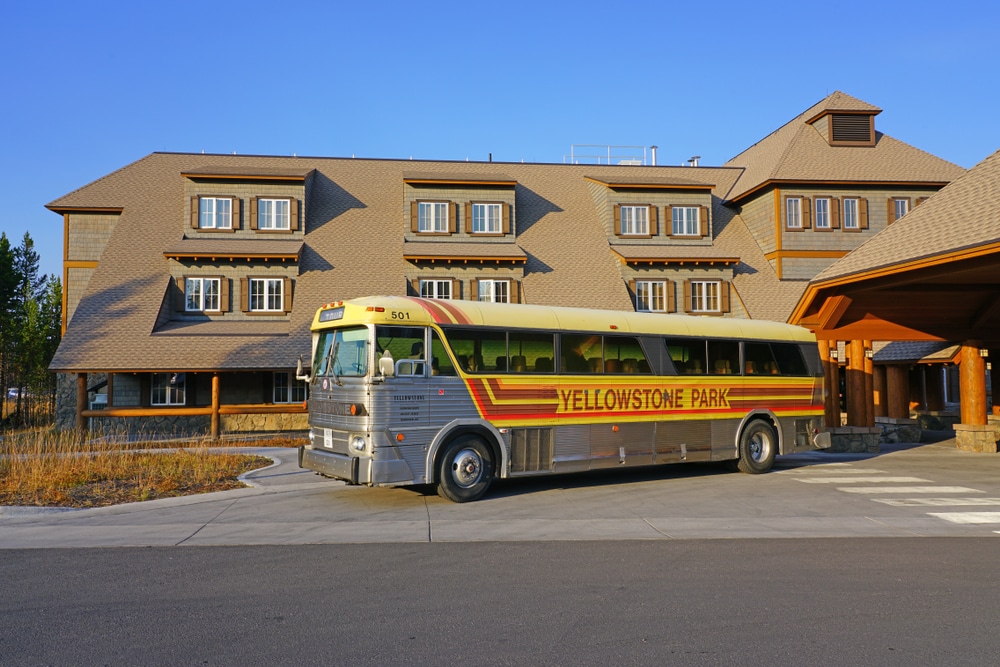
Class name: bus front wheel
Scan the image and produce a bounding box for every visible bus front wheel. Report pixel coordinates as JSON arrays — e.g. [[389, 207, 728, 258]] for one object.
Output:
[[737, 420, 777, 474], [437, 435, 494, 503]]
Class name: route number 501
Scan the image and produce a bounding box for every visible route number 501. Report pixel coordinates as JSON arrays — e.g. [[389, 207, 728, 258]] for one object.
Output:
[[391, 311, 410, 320]]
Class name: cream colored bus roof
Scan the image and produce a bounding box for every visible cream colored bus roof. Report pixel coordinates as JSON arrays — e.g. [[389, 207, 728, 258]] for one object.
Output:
[[312, 296, 815, 342]]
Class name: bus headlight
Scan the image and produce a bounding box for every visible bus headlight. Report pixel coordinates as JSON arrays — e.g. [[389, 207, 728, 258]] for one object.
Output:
[[351, 435, 367, 452]]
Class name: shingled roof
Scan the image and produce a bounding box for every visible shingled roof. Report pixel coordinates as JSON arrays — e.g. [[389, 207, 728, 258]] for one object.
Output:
[[723, 91, 964, 203], [809, 147, 1000, 284]]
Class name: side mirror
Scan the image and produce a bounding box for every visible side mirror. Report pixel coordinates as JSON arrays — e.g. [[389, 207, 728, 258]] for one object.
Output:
[[379, 350, 395, 377], [295, 354, 312, 383]]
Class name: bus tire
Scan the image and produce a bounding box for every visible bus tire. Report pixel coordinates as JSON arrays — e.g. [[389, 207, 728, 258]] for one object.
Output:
[[437, 435, 494, 503], [737, 420, 777, 474]]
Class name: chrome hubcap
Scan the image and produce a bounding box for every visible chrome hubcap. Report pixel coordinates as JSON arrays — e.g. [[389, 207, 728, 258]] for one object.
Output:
[[451, 448, 483, 488], [749, 432, 769, 462]]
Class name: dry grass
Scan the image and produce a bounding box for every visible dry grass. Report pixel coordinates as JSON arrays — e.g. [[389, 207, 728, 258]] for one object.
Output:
[[0, 428, 301, 508]]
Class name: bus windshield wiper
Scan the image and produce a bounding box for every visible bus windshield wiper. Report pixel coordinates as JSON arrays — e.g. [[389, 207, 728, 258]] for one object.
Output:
[[330, 341, 343, 386]]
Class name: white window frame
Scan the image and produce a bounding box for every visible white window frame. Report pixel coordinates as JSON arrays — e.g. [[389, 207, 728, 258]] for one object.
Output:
[[418, 202, 449, 233], [151, 372, 185, 406], [786, 198, 802, 229], [185, 277, 221, 312], [843, 198, 859, 229], [273, 371, 308, 403], [249, 278, 284, 312], [671, 206, 700, 236], [199, 197, 232, 229], [635, 280, 666, 313], [477, 279, 509, 303], [894, 198, 910, 221], [814, 198, 830, 229], [420, 279, 452, 300], [620, 205, 649, 236], [258, 198, 290, 230], [690, 280, 720, 313], [472, 203, 502, 234]]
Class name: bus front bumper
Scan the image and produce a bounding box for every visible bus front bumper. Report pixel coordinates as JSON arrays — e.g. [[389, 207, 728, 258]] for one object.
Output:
[[299, 446, 366, 484]]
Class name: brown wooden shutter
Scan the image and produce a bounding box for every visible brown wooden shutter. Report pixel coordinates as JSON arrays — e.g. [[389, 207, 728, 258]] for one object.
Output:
[[452, 278, 461, 299], [666, 281, 676, 313], [448, 202, 457, 234], [410, 278, 420, 296], [887, 198, 895, 224], [511, 280, 521, 304], [283, 277, 293, 313], [860, 199, 869, 229], [682, 280, 692, 313], [140, 374, 151, 407], [699, 206, 709, 237], [502, 203, 511, 234], [720, 281, 731, 313], [627, 279, 637, 308], [470, 278, 479, 301], [231, 197, 241, 230], [613, 204, 622, 237], [916, 196, 928, 207], [220, 277, 230, 312], [648, 206, 658, 236], [290, 198, 299, 231], [831, 198, 841, 229], [240, 277, 250, 312], [410, 202, 419, 232], [250, 198, 259, 230], [191, 197, 200, 229], [465, 203, 473, 233], [175, 277, 186, 312], [801, 198, 812, 229], [665, 205, 674, 237]]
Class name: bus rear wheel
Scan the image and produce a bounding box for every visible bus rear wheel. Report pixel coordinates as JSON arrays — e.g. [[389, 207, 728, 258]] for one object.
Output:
[[737, 420, 777, 474], [437, 435, 494, 503]]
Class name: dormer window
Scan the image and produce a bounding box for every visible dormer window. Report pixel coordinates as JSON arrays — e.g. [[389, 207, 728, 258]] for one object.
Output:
[[199, 197, 233, 229], [258, 198, 290, 230], [619, 205, 650, 236], [472, 203, 502, 234], [419, 201, 450, 233]]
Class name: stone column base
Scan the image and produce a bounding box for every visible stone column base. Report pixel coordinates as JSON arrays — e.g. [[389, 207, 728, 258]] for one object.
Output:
[[954, 423, 1000, 453], [827, 426, 882, 453]]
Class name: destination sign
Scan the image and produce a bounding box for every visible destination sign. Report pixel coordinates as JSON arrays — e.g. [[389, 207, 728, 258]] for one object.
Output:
[[319, 307, 345, 322]]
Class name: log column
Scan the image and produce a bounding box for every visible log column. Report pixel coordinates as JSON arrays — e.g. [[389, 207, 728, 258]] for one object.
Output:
[[846, 339, 867, 426], [211, 373, 221, 439], [959, 341, 987, 426], [886, 365, 910, 419], [863, 340, 874, 427], [873, 364, 887, 418]]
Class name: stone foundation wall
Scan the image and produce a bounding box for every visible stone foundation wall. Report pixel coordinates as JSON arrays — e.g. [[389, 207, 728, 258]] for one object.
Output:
[[954, 422, 1000, 453], [876, 418, 922, 444], [827, 426, 881, 453]]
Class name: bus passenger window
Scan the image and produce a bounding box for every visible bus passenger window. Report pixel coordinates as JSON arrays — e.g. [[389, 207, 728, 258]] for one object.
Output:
[[665, 338, 706, 376], [708, 340, 739, 376], [604, 336, 649, 374], [442, 328, 506, 373], [430, 330, 456, 376], [562, 334, 602, 373], [375, 326, 425, 375], [771, 343, 809, 376], [744, 342, 777, 376], [508, 331, 555, 374]]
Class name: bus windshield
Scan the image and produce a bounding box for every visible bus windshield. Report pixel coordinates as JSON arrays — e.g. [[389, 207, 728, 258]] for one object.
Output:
[[314, 326, 370, 379]]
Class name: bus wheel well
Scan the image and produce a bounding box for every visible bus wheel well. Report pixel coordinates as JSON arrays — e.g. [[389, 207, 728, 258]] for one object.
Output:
[[436, 426, 502, 481], [736, 417, 778, 474]]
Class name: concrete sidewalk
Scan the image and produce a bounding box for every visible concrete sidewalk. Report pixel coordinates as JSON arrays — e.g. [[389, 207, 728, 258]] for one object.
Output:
[[2, 440, 1000, 548]]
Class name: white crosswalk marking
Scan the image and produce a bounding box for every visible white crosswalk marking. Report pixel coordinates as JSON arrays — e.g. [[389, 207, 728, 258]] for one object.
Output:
[[873, 498, 1000, 507], [838, 486, 982, 494], [796, 476, 929, 484], [928, 512, 1000, 525]]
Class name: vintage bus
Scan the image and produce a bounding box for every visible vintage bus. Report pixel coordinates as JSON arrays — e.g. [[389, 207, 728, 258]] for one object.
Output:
[[296, 296, 831, 502]]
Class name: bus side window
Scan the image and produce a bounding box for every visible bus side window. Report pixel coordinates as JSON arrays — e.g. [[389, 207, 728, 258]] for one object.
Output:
[[442, 328, 506, 374], [708, 340, 739, 375], [744, 342, 777, 375], [509, 331, 555, 374], [771, 343, 809, 376], [430, 330, 456, 376], [561, 334, 602, 373], [604, 336, 649, 374], [665, 338, 706, 375]]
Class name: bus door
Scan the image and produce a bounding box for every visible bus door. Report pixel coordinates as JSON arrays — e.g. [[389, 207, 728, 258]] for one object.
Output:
[[375, 325, 430, 428]]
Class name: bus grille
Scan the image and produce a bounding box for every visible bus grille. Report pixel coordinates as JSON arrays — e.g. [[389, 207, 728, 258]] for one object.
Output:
[[510, 428, 554, 473]]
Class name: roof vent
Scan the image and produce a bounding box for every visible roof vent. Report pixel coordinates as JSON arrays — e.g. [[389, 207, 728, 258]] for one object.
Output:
[[830, 114, 875, 145]]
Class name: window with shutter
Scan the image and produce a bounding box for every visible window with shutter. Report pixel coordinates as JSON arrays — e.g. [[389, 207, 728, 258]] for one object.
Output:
[[785, 197, 802, 230], [671, 206, 699, 236], [416, 201, 450, 233]]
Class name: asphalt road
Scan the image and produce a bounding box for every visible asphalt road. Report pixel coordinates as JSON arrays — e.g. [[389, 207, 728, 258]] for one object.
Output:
[[3, 539, 999, 666]]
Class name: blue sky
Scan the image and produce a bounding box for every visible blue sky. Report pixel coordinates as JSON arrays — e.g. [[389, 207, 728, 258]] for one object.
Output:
[[2, 0, 998, 280]]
